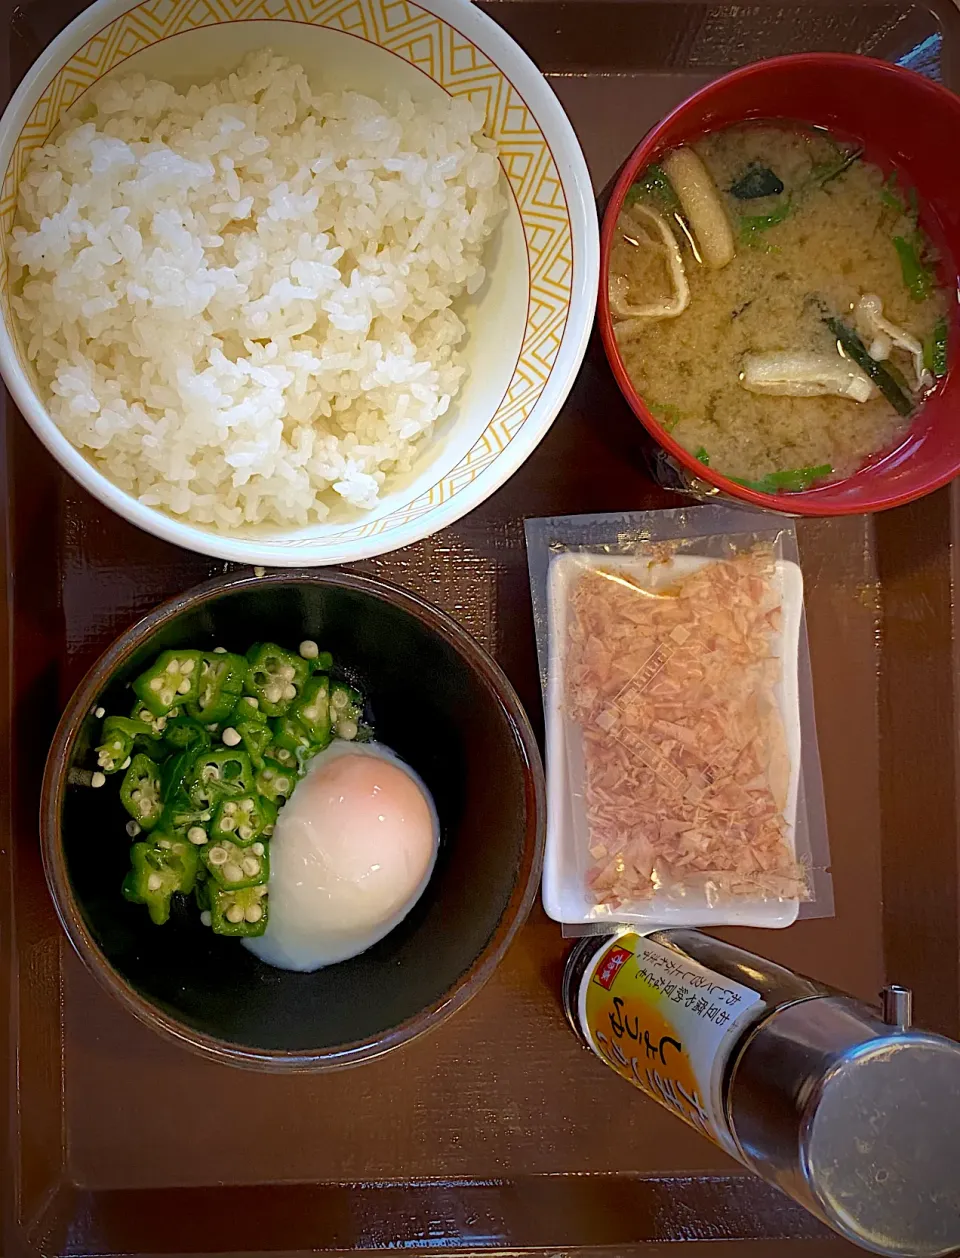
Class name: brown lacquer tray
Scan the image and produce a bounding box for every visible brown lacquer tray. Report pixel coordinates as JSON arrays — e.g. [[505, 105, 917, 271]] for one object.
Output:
[[2, 0, 960, 1253]]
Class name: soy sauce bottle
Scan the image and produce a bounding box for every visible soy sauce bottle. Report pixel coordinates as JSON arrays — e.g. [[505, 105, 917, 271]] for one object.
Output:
[[563, 929, 960, 1257]]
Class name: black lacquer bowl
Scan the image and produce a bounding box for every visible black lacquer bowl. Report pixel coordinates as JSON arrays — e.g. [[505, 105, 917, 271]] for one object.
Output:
[[41, 570, 545, 1070]]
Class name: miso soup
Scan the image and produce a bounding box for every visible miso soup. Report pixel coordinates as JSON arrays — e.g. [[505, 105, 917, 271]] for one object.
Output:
[[608, 123, 951, 492]]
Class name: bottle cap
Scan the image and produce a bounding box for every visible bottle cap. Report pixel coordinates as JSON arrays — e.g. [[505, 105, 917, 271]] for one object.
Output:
[[726, 992, 960, 1257]]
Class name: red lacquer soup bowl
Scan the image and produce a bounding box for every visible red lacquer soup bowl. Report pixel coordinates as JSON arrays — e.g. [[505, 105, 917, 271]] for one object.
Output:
[[598, 53, 960, 515]]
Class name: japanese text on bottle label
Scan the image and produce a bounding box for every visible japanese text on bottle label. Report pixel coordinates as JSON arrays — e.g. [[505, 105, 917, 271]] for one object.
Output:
[[579, 933, 763, 1151]]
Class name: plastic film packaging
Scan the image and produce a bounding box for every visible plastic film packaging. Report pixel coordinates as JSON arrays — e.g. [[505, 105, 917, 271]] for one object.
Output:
[[525, 506, 833, 934]]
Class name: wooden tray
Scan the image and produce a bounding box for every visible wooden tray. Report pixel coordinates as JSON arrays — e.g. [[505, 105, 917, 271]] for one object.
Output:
[[2, 0, 959, 1252]]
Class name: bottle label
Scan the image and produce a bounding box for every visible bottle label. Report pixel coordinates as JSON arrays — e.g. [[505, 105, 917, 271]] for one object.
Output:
[[578, 932, 763, 1152]]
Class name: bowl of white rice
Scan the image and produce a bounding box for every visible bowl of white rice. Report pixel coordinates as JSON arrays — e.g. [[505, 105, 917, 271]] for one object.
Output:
[[0, 0, 597, 565]]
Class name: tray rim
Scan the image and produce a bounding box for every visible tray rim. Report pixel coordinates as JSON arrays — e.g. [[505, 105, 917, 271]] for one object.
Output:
[[2, 0, 960, 1253]]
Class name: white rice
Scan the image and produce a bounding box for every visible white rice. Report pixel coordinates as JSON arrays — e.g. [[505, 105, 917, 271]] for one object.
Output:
[[9, 51, 504, 527]]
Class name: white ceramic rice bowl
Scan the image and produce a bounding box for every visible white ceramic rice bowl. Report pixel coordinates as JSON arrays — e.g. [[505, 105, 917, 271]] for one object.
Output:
[[0, 0, 598, 565]]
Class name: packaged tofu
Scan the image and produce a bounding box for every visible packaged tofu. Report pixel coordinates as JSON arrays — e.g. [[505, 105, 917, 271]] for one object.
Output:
[[526, 506, 833, 932]]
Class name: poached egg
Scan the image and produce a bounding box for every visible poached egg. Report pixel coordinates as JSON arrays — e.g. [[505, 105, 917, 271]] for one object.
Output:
[[245, 741, 438, 971]]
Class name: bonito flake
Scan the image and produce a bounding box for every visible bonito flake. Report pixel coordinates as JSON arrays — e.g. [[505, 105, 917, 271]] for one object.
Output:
[[565, 546, 806, 908]]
